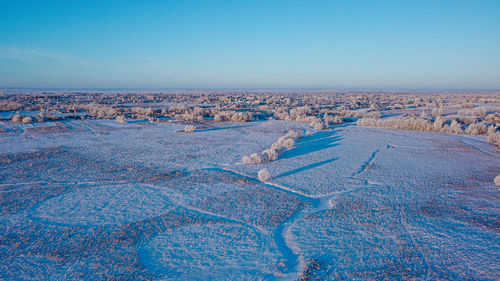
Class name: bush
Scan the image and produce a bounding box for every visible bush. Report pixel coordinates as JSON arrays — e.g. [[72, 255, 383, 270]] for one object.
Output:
[[0, 101, 22, 111], [258, 168, 270, 182], [184, 125, 195, 133], [282, 138, 295, 149], [250, 153, 262, 164], [261, 149, 278, 162], [357, 117, 432, 131], [242, 155, 253, 164], [449, 120, 463, 134], [357, 116, 480, 136], [311, 120, 326, 131], [241, 130, 302, 164], [116, 116, 127, 124], [495, 175, 500, 186], [363, 111, 381, 118], [21, 116, 33, 124], [465, 123, 487, 135], [488, 131, 500, 148], [11, 115, 23, 123]]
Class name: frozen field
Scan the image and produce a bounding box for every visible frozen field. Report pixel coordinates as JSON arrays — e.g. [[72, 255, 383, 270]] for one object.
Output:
[[0, 119, 499, 280]]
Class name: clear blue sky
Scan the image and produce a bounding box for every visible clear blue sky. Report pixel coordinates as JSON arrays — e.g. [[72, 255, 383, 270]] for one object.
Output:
[[1, 0, 499, 89]]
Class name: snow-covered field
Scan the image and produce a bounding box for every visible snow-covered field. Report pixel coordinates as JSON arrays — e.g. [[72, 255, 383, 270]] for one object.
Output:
[[1, 119, 499, 280]]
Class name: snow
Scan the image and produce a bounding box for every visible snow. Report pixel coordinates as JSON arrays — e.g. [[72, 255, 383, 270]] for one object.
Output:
[[138, 223, 281, 280], [1, 118, 499, 280], [31, 184, 173, 227]]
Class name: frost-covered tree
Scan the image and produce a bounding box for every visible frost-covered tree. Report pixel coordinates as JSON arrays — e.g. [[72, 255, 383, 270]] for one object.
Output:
[[250, 153, 262, 164], [116, 116, 127, 124], [258, 168, 270, 182], [21, 116, 33, 124], [465, 123, 487, 135], [11, 115, 23, 123], [495, 175, 500, 186], [449, 120, 463, 134], [363, 111, 381, 118], [311, 120, 326, 131], [433, 116, 445, 132], [242, 155, 253, 164], [214, 114, 223, 122], [261, 149, 278, 162], [282, 138, 295, 149], [242, 130, 301, 164], [184, 125, 195, 133], [488, 131, 500, 148]]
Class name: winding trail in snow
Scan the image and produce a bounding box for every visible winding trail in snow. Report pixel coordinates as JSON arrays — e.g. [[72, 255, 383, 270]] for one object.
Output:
[[68, 120, 97, 135], [221, 167, 316, 201], [217, 145, 388, 277], [269, 143, 393, 276], [175, 204, 264, 238]]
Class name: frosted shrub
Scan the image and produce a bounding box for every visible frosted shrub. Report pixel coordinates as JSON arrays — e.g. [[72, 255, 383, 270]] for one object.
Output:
[[175, 113, 203, 122], [488, 131, 500, 148], [487, 126, 496, 136], [21, 116, 33, 124], [465, 123, 487, 135], [311, 120, 326, 131], [357, 117, 472, 135], [242, 130, 302, 164], [169, 104, 187, 113], [484, 114, 497, 123], [242, 155, 252, 164], [250, 153, 262, 164], [11, 115, 23, 123], [323, 114, 343, 125], [449, 120, 463, 134], [284, 130, 302, 139], [144, 107, 154, 116], [432, 108, 443, 117], [494, 175, 500, 186], [214, 114, 223, 122], [193, 107, 205, 116], [357, 117, 432, 131], [271, 142, 282, 151], [230, 112, 253, 122], [184, 125, 195, 133], [261, 149, 278, 162], [290, 106, 312, 117], [116, 116, 127, 124], [363, 111, 381, 118], [258, 168, 270, 182], [332, 116, 343, 125], [472, 107, 486, 117], [457, 116, 477, 124], [282, 138, 295, 149], [432, 116, 445, 132], [459, 107, 487, 117], [0, 101, 22, 111]]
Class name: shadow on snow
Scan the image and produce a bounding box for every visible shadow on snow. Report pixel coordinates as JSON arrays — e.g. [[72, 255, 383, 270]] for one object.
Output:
[[274, 157, 339, 179], [279, 129, 342, 160], [195, 124, 252, 132]]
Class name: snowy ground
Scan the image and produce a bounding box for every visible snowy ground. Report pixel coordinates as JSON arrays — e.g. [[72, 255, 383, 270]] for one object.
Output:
[[0, 119, 499, 280]]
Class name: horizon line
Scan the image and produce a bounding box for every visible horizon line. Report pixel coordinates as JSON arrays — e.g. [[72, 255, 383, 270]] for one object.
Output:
[[1, 87, 499, 93]]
